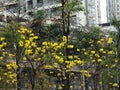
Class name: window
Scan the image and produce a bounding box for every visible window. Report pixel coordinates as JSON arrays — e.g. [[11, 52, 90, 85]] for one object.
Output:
[[27, 0, 33, 9], [37, 0, 43, 3], [6, 4, 18, 13], [71, 15, 77, 26], [51, 7, 61, 17]]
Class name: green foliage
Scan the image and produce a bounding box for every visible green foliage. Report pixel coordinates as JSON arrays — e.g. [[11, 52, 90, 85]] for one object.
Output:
[[112, 17, 120, 30], [36, 10, 45, 20], [64, 0, 84, 12]]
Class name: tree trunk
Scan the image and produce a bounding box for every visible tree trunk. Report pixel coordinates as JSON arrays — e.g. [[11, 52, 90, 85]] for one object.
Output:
[[16, 66, 21, 90], [62, 73, 70, 90]]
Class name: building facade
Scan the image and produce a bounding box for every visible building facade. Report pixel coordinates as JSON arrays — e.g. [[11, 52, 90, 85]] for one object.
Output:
[[0, 0, 62, 25], [84, 0, 107, 26], [85, 0, 99, 26], [107, 0, 120, 22], [0, 0, 109, 27]]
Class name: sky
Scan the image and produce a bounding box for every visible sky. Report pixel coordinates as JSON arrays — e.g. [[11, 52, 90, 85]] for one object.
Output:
[[100, 0, 107, 23]]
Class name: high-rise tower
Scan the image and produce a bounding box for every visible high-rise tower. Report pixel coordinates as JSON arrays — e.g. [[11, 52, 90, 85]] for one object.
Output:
[[107, 0, 120, 22]]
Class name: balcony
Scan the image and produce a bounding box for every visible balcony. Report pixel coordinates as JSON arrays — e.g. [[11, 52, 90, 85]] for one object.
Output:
[[44, 0, 61, 6], [36, 3, 43, 8]]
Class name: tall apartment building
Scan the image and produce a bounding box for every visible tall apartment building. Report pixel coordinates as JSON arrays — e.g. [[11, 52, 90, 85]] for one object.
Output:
[[84, 0, 108, 26], [107, 0, 120, 22], [85, 0, 99, 26], [0, 0, 108, 27], [0, 0, 86, 27], [0, 0, 62, 24]]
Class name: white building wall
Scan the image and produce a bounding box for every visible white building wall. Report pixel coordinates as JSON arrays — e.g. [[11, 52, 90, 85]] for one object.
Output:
[[77, 11, 86, 26], [83, 0, 100, 26], [100, 0, 107, 23], [76, 0, 86, 26]]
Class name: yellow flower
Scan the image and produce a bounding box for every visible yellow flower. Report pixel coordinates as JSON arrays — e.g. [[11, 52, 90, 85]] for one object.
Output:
[[76, 60, 84, 65], [58, 86, 62, 89], [97, 40, 101, 44], [65, 60, 69, 64], [61, 84, 64, 86], [74, 55, 78, 58], [0, 45, 3, 49], [80, 70, 91, 78], [0, 57, 3, 60], [103, 51, 106, 54], [99, 48, 104, 52], [91, 50, 95, 54], [77, 48, 80, 51], [45, 65, 52, 69], [12, 79, 16, 83], [27, 29, 32, 33], [67, 45, 74, 48], [82, 48, 86, 51], [70, 85, 73, 89], [81, 84, 84, 86], [30, 33, 34, 36], [0, 37, 5, 41], [31, 42, 37, 47], [63, 77, 66, 80], [57, 73, 61, 76], [63, 36, 67, 42], [0, 77, 2, 80], [23, 57, 27, 60], [115, 59, 118, 63], [84, 52, 88, 55], [69, 61, 76, 66], [99, 82, 102, 85], [95, 53, 100, 58], [59, 58, 64, 63], [20, 35, 25, 39], [68, 55, 73, 59], [107, 37, 113, 44], [100, 38, 104, 42], [80, 70, 88, 73], [29, 37, 34, 41], [51, 42, 58, 47], [98, 59, 102, 62], [66, 69, 70, 72], [11, 62, 18, 69], [112, 83, 118, 87], [59, 42, 65, 47], [2, 42, 7, 46], [25, 40, 30, 48], [110, 64, 116, 68], [53, 63, 58, 67], [33, 36, 38, 39], [85, 73, 91, 78], [92, 59, 96, 63], [37, 47, 41, 50], [50, 71, 53, 74], [6, 64, 12, 70], [9, 54, 15, 57], [105, 64, 108, 67], [108, 51, 114, 55], [25, 49, 32, 54]]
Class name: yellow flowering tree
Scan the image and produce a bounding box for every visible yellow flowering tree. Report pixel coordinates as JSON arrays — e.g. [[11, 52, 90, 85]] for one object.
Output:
[[0, 23, 119, 90], [67, 27, 118, 90], [0, 24, 51, 90]]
